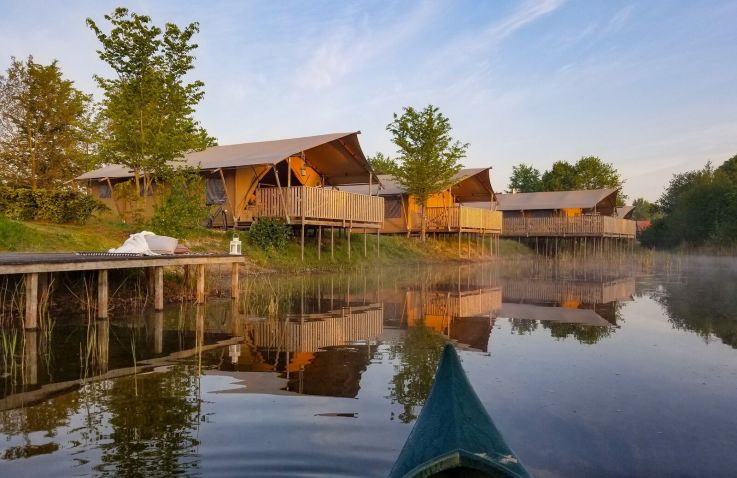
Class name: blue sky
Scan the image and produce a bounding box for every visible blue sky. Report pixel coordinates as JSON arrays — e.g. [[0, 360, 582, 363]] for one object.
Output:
[[1, 0, 736, 200]]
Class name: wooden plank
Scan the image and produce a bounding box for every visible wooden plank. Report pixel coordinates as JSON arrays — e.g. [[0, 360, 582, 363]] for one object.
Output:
[[0, 255, 244, 275]]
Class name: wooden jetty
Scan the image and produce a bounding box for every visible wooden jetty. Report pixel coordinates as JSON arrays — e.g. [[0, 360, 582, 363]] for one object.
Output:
[[0, 253, 246, 329]]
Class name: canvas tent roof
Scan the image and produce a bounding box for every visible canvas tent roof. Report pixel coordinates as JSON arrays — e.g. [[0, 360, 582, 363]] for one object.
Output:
[[617, 206, 635, 218], [496, 188, 618, 211], [77, 132, 379, 185], [342, 167, 494, 201]]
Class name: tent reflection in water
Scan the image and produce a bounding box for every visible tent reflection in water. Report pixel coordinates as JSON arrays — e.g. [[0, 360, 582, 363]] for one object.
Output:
[[389, 344, 531, 478]]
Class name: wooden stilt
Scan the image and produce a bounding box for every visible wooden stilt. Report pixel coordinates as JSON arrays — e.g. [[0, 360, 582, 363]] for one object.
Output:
[[376, 228, 380, 257], [363, 228, 367, 257], [152, 311, 164, 354], [196, 264, 206, 304], [154, 266, 164, 311], [23, 330, 38, 385], [458, 232, 462, 257], [97, 269, 109, 318], [300, 221, 305, 262], [331, 226, 335, 259], [24, 272, 38, 330], [348, 228, 352, 260], [231, 262, 239, 299], [317, 226, 322, 260]]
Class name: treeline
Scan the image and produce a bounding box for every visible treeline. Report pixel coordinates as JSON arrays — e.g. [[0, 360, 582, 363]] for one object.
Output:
[[640, 154, 737, 248], [0, 8, 214, 233], [508, 157, 624, 194]]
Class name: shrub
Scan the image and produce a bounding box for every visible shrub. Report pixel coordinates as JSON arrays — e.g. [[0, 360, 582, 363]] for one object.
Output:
[[150, 169, 209, 239], [0, 187, 105, 224], [248, 218, 292, 250]]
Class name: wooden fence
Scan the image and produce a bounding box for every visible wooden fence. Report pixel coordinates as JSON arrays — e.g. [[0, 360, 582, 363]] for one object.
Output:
[[502, 215, 636, 238], [255, 186, 384, 228], [421, 206, 503, 233]]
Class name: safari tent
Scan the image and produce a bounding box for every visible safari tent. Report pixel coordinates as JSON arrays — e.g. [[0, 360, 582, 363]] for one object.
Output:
[[342, 167, 502, 236], [77, 131, 384, 234]]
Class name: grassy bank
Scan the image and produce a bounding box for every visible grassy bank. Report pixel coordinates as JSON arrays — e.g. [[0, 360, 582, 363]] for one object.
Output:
[[0, 216, 531, 271]]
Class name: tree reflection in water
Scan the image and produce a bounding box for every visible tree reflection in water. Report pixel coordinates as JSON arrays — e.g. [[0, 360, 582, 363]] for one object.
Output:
[[654, 267, 737, 349], [388, 324, 446, 423], [97, 365, 202, 477]]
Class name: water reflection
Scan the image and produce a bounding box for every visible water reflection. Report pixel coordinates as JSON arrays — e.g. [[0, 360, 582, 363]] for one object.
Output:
[[3, 262, 735, 477]]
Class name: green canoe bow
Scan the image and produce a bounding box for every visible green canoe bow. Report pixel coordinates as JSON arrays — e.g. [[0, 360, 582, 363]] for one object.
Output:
[[388, 344, 532, 478]]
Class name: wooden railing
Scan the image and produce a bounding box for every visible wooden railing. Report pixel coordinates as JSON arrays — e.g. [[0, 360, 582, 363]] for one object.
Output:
[[501, 278, 635, 304], [502, 215, 636, 238], [421, 206, 503, 233], [255, 186, 384, 226]]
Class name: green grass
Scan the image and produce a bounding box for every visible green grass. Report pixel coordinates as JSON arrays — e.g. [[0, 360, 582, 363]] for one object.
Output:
[[0, 216, 531, 270]]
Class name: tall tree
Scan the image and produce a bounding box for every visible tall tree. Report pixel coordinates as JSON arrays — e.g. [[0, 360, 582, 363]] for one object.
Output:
[[631, 197, 654, 220], [573, 156, 623, 191], [0, 56, 99, 189], [508, 163, 542, 192], [541, 160, 577, 191], [87, 8, 215, 194], [386, 105, 466, 241], [367, 152, 397, 175]]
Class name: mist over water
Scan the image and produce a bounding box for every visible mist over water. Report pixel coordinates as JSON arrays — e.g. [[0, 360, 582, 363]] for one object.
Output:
[[1, 258, 736, 477]]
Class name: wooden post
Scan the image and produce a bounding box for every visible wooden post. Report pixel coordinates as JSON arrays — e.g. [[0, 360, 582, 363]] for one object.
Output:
[[317, 226, 322, 260], [348, 228, 352, 260], [154, 266, 164, 311], [97, 269, 109, 319], [231, 262, 239, 299], [458, 232, 462, 257], [376, 228, 380, 257], [301, 222, 305, 262], [23, 330, 38, 385], [196, 264, 206, 304], [363, 228, 367, 257], [24, 273, 38, 330], [331, 226, 335, 259], [152, 311, 164, 354]]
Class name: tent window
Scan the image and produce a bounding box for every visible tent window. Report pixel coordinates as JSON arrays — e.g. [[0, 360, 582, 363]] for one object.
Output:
[[98, 182, 111, 199], [206, 176, 226, 205], [384, 196, 402, 219]]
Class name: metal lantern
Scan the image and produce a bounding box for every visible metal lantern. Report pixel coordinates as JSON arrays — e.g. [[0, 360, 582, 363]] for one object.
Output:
[[229, 233, 242, 255]]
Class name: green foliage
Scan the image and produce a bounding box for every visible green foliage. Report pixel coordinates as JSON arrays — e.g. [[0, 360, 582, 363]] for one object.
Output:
[[386, 104, 467, 240], [508, 163, 542, 192], [631, 197, 654, 220], [87, 8, 216, 194], [248, 218, 292, 251], [367, 152, 397, 175], [541, 160, 578, 191], [0, 187, 105, 224], [112, 180, 146, 227], [0, 56, 99, 189], [641, 156, 737, 248], [150, 169, 208, 238]]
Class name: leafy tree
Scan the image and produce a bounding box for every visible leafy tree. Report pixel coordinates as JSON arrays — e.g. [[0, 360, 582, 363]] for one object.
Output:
[[367, 152, 397, 175], [716, 153, 737, 183], [0, 56, 99, 189], [573, 156, 622, 191], [150, 168, 209, 238], [508, 163, 542, 192], [541, 160, 577, 191], [386, 105, 466, 241], [631, 197, 654, 220], [87, 8, 215, 196]]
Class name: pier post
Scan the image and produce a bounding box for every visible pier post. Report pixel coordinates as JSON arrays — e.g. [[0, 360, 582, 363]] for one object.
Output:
[[23, 330, 38, 385], [196, 264, 206, 304], [24, 272, 38, 330], [231, 262, 239, 299], [154, 266, 164, 311], [152, 311, 164, 354], [97, 269, 109, 319]]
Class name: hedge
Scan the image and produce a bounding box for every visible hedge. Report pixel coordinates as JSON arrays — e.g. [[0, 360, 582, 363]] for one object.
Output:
[[0, 187, 107, 224]]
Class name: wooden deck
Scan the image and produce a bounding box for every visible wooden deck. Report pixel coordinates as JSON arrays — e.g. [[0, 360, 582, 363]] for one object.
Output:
[[0, 252, 246, 329], [255, 186, 384, 229], [501, 215, 636, 238], [418, 206, 502, 234]]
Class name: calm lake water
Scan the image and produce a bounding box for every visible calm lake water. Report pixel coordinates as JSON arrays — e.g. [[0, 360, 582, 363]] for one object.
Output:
[[1, 258, 737, 477]]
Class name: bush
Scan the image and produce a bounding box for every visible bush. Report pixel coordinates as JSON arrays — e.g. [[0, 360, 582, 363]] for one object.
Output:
[[0, 187, 106, 224], [150, 169, 209, 239], [248, 218, 292, 250]]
